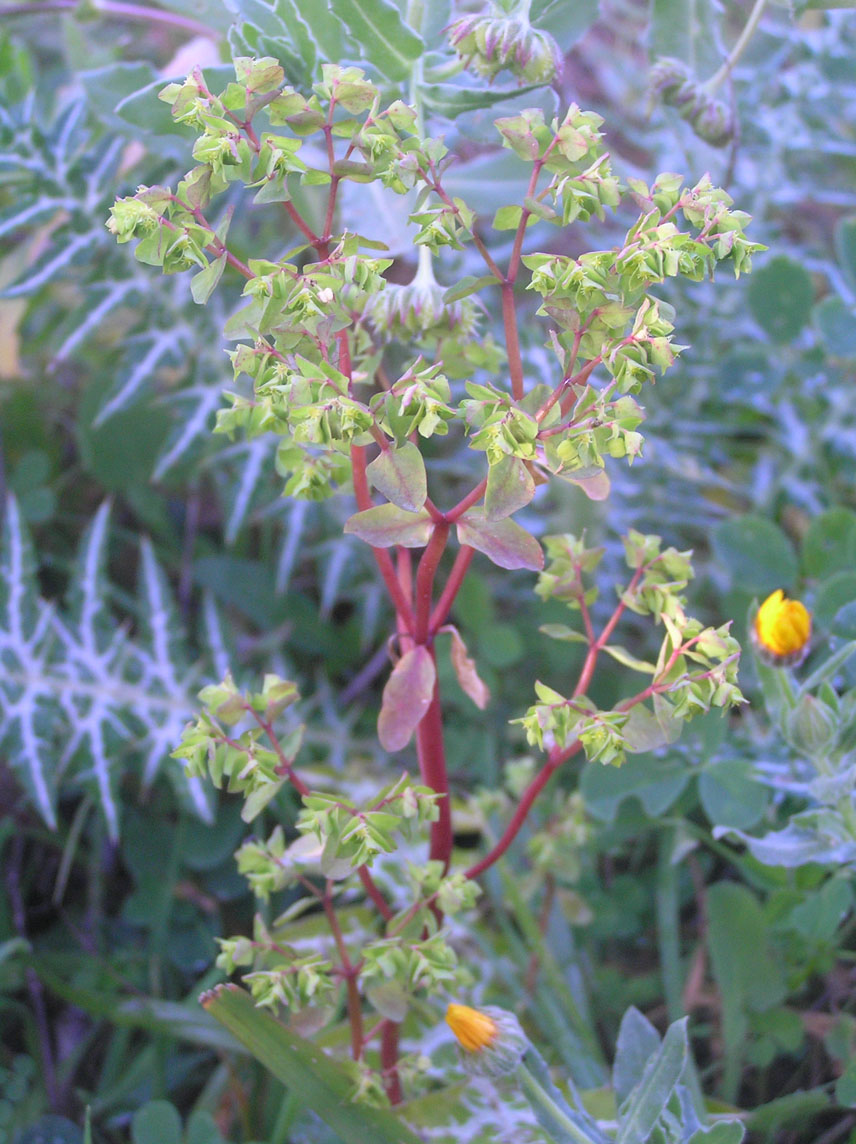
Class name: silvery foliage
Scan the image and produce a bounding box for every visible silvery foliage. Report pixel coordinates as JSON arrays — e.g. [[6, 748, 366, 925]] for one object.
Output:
[[0, 57, 265, 504], [0, 495, 224, 836]]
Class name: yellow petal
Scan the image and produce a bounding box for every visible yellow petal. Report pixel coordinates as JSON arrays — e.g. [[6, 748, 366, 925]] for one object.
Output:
[[445, 1003, 498, 1053]]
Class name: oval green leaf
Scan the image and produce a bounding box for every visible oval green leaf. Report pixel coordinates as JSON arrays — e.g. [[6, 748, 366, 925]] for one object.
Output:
[[366, 442, 427, 512], [456, 510, 543, 571], [344, 503, 432, 548]]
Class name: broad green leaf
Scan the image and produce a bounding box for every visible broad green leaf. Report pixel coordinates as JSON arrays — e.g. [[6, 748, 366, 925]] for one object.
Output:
[[788, 877, 852, 942], [334, 0, 424, 81], [835, 1058, 856, 1108], [552, 466, 611, 500], [814, 572, 856, 628], [648, 0, 719, 72], [520, 1047, 611, 1144], [366, 443, 428, 511], [443, 274, 500, 303], [533, 0, 601, 45], [613, 1007, 663, 1108], [344, 503, 433, 547], [711, 515, 798, 593], [493, 205, 525, 230], [580, 754, 689, 822], [132, 1103, 182, 1144], [377, 646, 436, 751], [801, 508, 856, 577], [813, 295, 856, 358], [698, 759, 769, 830], [688, 1124, 745, 1143], [539, 623, 587, 642], [602, 644, 656, 673], [285, 0, 346, 60], [801, 639, 856, 690], [707, 883, 786, 1102], [456, 510, 543, 571], [422, 81, 544, 118], [201, 985, 423, 1144], [747, 255, 814, 344], [834, 599, 856, 639], [835, 215, 856, 293], [485, 455, 535, 521], [622, 705, 675, 754], [615, 1018, 688, 1144], [190, 253, 227, 305], [649, 0, 691, 62], [33, 959, 239, 1051]]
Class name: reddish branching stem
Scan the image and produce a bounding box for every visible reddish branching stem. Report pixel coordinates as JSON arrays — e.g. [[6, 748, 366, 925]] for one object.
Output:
[[351, 445, 416, 630], [380, 1021, 403, 1104], [414, 523, 449, 644], [416, 666, 453, 870], [429, 545, 474, 635]]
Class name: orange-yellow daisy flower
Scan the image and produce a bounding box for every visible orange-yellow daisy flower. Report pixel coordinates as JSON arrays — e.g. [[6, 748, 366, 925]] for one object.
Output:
[[753, 589, 811, 666], [445, 1003, 498, 1053]]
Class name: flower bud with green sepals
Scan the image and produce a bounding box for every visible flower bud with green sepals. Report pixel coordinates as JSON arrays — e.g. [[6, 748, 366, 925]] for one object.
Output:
[[786, 694, 839, 758], [650, 58, 734, 147], [370, 247, 479, 341], [445, 1003, 529, 1077], [448, 0, 562, 85]]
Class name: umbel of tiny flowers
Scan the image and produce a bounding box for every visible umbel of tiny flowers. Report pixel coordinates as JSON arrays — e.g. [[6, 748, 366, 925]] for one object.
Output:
[[753, 588, 812, 667], [370, 246, 479, 338], [447, 0, 562, 85], [445, 1002, 527, 1077]]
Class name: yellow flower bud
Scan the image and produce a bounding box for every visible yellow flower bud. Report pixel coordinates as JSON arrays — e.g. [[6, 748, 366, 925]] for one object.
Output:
[[444, 1002, 528, 1077], [753, 589, 811, 666], [445, 1003, 498, 1053]]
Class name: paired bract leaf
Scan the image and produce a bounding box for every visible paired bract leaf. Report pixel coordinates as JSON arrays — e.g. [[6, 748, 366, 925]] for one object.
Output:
[[366, 443, 428, 511], [377, 646, 436, 751], [344, 503, 433, 548], [456, 510, 543, 571]]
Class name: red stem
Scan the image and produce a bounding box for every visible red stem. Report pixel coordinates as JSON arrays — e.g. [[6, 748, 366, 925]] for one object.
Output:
[[574, 566, 643, 696], [464, 740, 582, 880], [416, 666, 453, 869], [283, 200, 321, 247], [501, 281, 525, 401], [429, 545, 475, 635], [380, 1021, 403, 1104], [446, 477, 487, 523], [322, 884, 363, 1060], [414, 523, 449, 644], [357, 866, 394, 920], [350, 445, 415, 631]]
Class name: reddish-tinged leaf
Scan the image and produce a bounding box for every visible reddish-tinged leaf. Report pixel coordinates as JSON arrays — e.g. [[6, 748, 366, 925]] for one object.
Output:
[[366, 443, 427, 511], [443, 626, 490, 709], [484, 455, 535, 521], [456, 510, 543, 571], [377, 646, 436, 751], [344, 503, 432, 548], [552, 466, 611, 501]]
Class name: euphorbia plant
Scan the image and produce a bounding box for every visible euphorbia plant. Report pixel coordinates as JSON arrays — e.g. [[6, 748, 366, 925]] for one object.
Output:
[[108, 9, 760, 1129]]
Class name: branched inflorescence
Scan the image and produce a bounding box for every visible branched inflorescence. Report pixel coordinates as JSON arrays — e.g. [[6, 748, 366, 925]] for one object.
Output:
[[110, 52, 760, 1105]]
